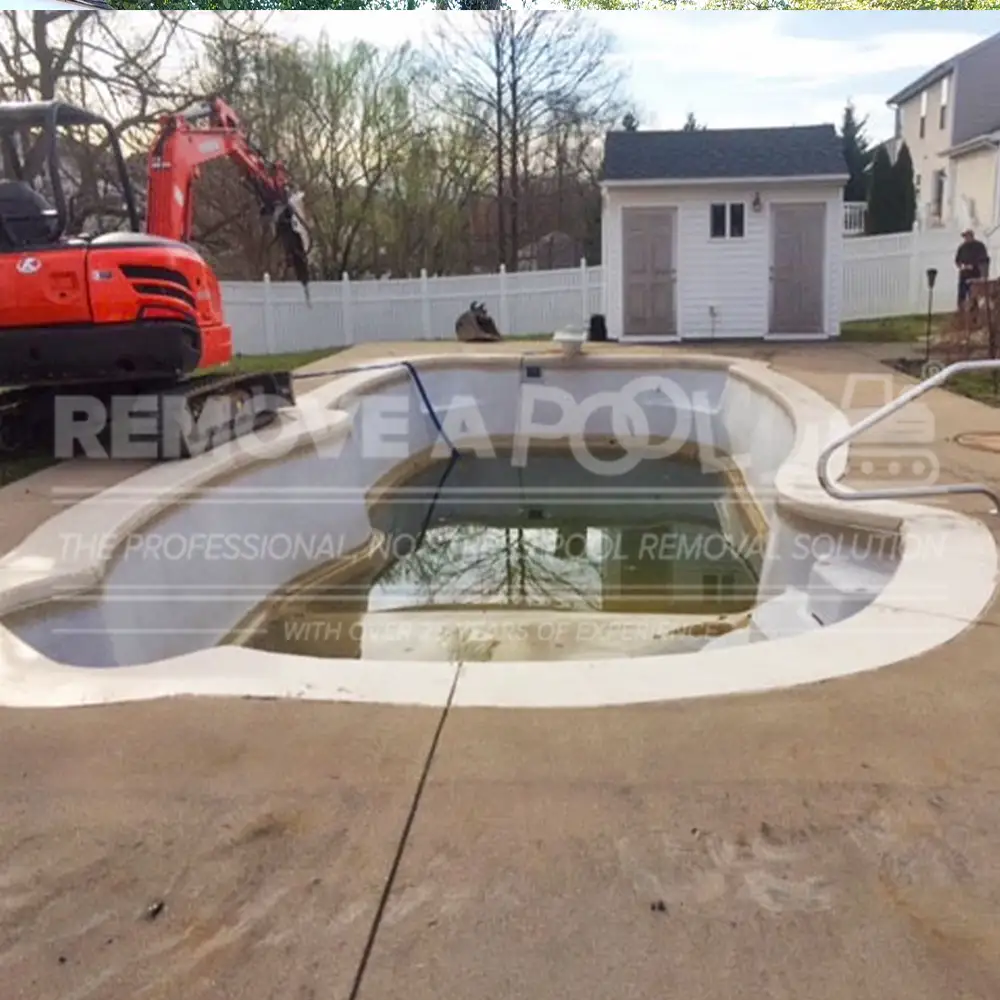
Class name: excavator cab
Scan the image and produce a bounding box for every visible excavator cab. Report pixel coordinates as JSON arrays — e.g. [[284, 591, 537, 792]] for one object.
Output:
[[0, 100, 223, 388], [0, 100, 141, 251]]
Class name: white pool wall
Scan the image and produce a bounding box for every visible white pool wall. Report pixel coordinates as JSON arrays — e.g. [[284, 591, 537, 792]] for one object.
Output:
[[0, 348, 994, 708], [2, 363, 797, 666]]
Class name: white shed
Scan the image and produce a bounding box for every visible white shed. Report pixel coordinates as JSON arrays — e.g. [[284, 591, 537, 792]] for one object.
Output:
[[601, 125, 849, 341]]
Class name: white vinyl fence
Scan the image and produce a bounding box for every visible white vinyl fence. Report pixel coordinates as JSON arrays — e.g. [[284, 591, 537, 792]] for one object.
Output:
[[222, 226, 1000, 355], [223, 262, 604, 356], [840, 226, 1000, 323]]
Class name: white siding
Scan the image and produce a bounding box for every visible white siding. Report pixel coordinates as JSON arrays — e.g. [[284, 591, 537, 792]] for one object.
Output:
[[602, 180, 845, 341]]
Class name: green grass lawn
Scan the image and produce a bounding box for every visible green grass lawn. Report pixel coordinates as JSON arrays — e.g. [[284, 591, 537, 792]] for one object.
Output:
[[222, 348, 338, 372], [838, 314, 1000, 406], [840, 314, 943, 342], [0, 454, 58, 488], [866, 314, 1000, 407], [890, 356, 1000, 406], [944, 370, 1000, 404]]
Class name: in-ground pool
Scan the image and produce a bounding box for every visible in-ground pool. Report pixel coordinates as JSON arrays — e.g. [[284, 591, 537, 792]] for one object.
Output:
[[0, 347, 994, 708], [229, 447, 763, 662]]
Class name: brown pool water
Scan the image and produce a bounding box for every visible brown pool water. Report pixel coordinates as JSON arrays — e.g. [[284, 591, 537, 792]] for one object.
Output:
[[231, 448, 764, 661]]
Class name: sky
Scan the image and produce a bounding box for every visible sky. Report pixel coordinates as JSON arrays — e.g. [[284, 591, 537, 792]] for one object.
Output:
[[272, 8, 1000, 142]]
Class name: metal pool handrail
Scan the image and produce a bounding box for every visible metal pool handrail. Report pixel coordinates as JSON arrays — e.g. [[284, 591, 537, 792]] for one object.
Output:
[[816, 358, 1000, 511]]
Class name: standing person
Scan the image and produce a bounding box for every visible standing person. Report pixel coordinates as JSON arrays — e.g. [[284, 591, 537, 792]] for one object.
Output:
[[956, 229, 990, 320]]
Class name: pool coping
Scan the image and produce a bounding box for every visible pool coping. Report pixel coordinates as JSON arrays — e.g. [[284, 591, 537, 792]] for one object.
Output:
[[0, 345, 995, 709]]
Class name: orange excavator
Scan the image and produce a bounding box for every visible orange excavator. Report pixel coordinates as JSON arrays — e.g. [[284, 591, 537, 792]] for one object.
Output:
[[0, 97, 310, 459]]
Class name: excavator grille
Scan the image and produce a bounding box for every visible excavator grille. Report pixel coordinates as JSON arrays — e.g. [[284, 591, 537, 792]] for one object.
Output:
[[119, 265, 191, 289]]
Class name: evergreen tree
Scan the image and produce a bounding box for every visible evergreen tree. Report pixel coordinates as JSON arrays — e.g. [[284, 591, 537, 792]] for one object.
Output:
[[682, 112, 706, 131], [866, 145, 895, 235], [622, 111, 639, 132], [892, 142, 917, 233], [840, 101, 871, 203]]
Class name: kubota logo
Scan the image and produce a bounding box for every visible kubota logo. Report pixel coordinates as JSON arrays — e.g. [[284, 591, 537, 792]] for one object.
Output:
[[16, 257, 41, 275]]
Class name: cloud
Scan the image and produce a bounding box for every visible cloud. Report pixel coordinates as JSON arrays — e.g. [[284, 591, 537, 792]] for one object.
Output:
[[601, 13, 988, 86], [279, 11, 440, 51], [273, 9, 988, 140], [597, 13, 992, 137]]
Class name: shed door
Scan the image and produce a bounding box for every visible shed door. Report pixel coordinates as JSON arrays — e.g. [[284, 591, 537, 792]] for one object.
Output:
[[622, 207, 677, 338], [769, 203, 826, 335]]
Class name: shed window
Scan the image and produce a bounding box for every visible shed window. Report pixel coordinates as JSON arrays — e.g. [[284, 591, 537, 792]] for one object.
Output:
[[710, 203, 727, 238], [729, 203, 745, 238], [710, 202, 746, 239]]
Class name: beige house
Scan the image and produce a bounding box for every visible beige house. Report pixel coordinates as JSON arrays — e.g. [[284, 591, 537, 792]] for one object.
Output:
[[887, 30, 1000, 233]]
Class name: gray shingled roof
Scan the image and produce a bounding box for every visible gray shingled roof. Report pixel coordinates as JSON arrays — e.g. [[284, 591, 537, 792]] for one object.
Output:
[[602, 125, 847, 183], [886, 58, 956, 109], [886, 30, 1000, 107]]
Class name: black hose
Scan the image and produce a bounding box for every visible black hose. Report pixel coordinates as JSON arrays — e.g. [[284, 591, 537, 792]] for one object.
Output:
[[292, 359, 459, 458]]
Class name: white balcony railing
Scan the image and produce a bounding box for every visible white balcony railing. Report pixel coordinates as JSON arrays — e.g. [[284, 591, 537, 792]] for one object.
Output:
[[844, 201, 867, 236]]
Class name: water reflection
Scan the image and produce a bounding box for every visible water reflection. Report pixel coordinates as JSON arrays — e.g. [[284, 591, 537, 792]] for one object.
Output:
[[238, 450, 762, 661]]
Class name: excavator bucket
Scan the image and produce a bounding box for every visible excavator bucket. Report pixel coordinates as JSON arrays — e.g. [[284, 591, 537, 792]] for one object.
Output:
[[273, 192, 310, 302]]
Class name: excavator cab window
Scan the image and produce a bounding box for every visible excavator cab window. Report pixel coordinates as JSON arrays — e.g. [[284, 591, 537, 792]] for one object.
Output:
[[0, 100, 141, 251], [0, 180, 60, 250]]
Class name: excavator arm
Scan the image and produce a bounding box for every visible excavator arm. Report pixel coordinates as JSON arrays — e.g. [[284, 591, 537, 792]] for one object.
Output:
[[145, 97, 311, 294]]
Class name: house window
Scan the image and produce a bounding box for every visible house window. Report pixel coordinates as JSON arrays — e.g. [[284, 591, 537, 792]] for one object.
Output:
[[710, 202, 746, 239], [932, 169, 946, 221], [919, 90, 927, 139], [939, 76, 948, 130]]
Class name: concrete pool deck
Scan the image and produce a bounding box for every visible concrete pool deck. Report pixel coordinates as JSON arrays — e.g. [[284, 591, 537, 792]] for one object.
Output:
[[2, 340, 1000, 999]]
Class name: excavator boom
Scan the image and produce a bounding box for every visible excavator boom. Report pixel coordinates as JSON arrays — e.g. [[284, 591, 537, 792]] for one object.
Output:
[[146, 97, 310, 293]]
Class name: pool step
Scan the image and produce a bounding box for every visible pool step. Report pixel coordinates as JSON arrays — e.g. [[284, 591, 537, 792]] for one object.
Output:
[[749, 587, 822, 640], [806, 557, 889, 626]]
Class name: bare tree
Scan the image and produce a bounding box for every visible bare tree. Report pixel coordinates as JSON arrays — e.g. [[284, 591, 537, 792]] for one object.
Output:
[[0, 11, 210, 232], [429, 9, 625, 270], [192, 25, 438, 279], [1, 9, 624, 280], [378, 115, 492, 275]]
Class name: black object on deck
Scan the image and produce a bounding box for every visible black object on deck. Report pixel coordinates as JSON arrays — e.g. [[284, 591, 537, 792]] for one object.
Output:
[[588, 314, 608, 342]]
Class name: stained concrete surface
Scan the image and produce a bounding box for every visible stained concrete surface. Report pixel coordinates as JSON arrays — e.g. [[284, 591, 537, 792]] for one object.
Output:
[[2, 340, 1000, 998], [362, 660, 1000, 999], [0, 700, 442, 1000]]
